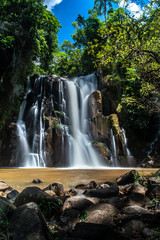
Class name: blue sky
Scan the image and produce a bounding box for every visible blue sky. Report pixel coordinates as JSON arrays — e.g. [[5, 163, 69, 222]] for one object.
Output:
[[44, 0, 145, 45]]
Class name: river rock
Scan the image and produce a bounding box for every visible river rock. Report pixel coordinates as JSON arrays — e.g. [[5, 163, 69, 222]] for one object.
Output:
[[0, 197, 16, 231], [146, 184, 160, 200], [0, 181, 10, 192], [60, 208, 80, 223], [83, 185, 119, 198], [148, 177, 160, 184], [43, 182, 65, 196], [66, 188, 77, 196], [142, 228, 158, 238], [125, 193, 150, 207], [8, 202, 51, 240], [85, 203, 119, 217], [32, 179, 43, 184], [100, 196, 125, 210], [6, 190, 19, 204], [75, 181, 97, 189], [122, 205, 148, 215], [116, 170, 140, 185], [71, 222, 124, 240], [63, 196, 93, 211], [15, 187, 59, 207], [85, 210, 113, 225], [124, 220, 145, 238]]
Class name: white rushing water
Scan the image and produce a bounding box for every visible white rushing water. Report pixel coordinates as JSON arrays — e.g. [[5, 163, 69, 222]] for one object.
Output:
[[65, 75, 104, 168], [16, 74, 133, 168], [16, 76, 45, 167]]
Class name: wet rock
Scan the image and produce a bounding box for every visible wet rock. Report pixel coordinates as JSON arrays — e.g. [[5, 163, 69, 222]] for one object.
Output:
[[88, 90, 102, 119], [142, 228, 158, 238], [96, 183, 111, 189], [146, 184, 160, 200], [92, 141, 111, 166], [116, 170, 140, 185], [44, 190, 56, 197], [15, 187, 59, 207], [122, 205, 148, 215], [148, 177, 160, 184], [85, 203, 119, 217], [125, 193, 150, 207], [152, 169, 160, 177], [67, 188, 77, 196], [63, 196, 93, 211], [85, 210, 113, 225], [100, 196, 125, 210], [124, 220, 145, 238], [0, 197, 16, 231], [60, 208, 80, 223], [71, 222, 124, 240], [75, 181, 97, 189], [8, 202, 51, 240], [118, 184, 133, 195], [86, 197, 100, 205], [129, 182, 147, 195], [43, 182, 65, 196], [0, 181, 11, 192], [83, 185, 119, 198], [32, 179, 43, 184], [7, 190, 19, 204]]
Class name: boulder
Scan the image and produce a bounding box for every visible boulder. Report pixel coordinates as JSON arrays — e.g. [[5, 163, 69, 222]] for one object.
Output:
[[124, 220, 145, 238], [85, 203, 119, 217], [8, 202, 52, 240], [66, 188, 77, 196], [43, 182, 65, 196], [14, 187, 59, 207], [75, 181, 97, 189], [32, 179, 43, 184], [100, 196, 125, 210], [0, 181, 10, 192], [85, 210, 113, 225], [71, 222, 124, 240], [146, 184, 160, 200], [116, 170, 140, 185], [122, 205, 148, 215], [60, 208, 80, 223], [142, 228, 158, 238], [83, 185, 119, 198], [124, 193, 150, 207], [63, 196, 93, 211], [7, 190, 19, 204], [0, 197, 16, 231], [148, 177, 160, 184]]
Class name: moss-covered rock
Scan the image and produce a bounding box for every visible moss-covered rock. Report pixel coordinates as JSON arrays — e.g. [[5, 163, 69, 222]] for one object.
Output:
[[92, 141, 111, 166]]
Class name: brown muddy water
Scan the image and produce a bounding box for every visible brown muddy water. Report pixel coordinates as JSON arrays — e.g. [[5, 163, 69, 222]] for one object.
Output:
[[0, 168, 159, 191]]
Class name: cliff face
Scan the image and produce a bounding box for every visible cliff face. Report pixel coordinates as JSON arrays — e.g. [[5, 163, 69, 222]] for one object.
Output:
[[1, 73, 159, 167], [98, 73, 160, 167]]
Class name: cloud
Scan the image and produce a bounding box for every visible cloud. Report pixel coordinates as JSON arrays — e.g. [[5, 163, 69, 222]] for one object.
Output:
[[119, 0, 143, 18], [44, 0, 63, 11]]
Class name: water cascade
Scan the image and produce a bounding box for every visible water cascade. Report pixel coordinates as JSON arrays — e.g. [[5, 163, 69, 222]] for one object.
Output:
[[15, 74, 133, 168]]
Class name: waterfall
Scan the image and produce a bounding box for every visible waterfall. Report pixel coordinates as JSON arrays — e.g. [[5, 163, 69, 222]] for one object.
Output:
[[16, 76, 46, 167], [66, 76, 103, 168], [110, 129, 118, 167], [15, 73, 133, 168]]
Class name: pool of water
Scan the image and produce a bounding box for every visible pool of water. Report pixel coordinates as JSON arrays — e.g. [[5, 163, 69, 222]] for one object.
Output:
[[0, 168, 158, 191]]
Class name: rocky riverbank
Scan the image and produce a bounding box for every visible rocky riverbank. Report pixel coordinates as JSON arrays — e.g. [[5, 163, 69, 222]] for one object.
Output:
[[1, 169, 160, 240]]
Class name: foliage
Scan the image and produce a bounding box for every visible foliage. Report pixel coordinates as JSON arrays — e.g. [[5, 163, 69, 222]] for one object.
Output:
[[0, 0, 60, 129], [70, 2, 160, 130]]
